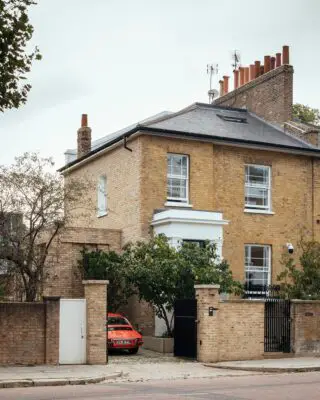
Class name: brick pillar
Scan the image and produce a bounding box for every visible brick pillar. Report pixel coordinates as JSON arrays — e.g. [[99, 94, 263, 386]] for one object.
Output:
[[43, 296, 60, 365], [83, 280, 109, 364], [195, 284, 220, 363]]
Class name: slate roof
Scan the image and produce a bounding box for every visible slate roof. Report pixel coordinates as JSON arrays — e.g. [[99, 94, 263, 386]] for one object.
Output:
[[60, 102, 320, 171]]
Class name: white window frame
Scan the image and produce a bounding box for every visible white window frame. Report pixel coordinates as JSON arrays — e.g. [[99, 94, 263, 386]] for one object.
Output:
[[244, 244, 271, 296], [244, 164, 271, 212], [97, 175, 107, 217], [166, 153, 189, 204]]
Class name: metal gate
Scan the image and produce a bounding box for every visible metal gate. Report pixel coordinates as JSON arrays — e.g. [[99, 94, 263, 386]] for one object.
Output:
[[174, 299, 197, 358], [264, 299, 291, 353]]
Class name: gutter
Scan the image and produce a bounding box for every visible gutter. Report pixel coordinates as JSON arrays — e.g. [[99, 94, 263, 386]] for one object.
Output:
[[59, 125, 320, 173]]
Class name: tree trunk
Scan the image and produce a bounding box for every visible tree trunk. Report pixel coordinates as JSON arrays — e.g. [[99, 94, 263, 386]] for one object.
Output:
[[159, 304, 173, 337]]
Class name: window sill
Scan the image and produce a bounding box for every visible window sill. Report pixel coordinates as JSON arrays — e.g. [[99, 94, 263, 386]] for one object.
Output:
[[97, 211, 108, 218], [165, 201, 193, 208], [244, 209, 275, 215]]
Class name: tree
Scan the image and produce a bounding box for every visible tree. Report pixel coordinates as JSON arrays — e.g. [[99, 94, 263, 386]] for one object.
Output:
[[0, 153, 87, 301], [292, 103, 320, 125], [123, 235, 242, 337], [0, 0, 41, 112], [277, 240, 320, 300], [79, 248, 135, 312]]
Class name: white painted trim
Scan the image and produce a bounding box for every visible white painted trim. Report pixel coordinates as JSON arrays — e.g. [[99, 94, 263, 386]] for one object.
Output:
[[244, 209, 275, 215], [164, 202, 193, 208], [97, 211, 108, 218]]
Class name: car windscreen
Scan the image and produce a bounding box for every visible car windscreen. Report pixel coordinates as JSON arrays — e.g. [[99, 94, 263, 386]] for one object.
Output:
[[108, 316, 129, 325], [108, 326, 133, 331]]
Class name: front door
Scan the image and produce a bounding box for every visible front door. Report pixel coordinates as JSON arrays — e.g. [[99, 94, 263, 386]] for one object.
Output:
[[59, 299, 86, 364]]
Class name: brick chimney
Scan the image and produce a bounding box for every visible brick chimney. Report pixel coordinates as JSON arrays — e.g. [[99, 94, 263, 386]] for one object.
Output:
[[77, 114, 92, 158], [214, 45, 293, 125]]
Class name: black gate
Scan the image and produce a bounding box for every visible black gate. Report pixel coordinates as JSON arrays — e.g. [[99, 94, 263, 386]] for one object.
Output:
[[174, 299, 197, 358], [264, 298, 291, 353]]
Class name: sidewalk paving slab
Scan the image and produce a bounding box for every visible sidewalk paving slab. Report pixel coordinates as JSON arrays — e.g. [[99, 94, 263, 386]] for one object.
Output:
[[204, 357, 320, 373]]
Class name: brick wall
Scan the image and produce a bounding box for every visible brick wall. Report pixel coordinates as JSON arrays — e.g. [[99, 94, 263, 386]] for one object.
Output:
[[195, 285, 264, 362], [291, 300, 320, 355], [213, 65, 293, 125], [0, 298, 59, 365], [83, 280, 108, 364], [43, 227, 121, 298]]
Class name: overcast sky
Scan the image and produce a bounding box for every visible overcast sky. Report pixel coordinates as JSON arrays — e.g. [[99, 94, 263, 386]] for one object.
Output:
[[1, 0, 319, 167]]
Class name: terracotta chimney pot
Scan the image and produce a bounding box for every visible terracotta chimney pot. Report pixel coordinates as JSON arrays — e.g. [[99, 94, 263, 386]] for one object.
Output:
[[264, 56, 271, 73], [282, 45, 289, 64], [223, 75, 229, 94], [249, 64, 255, 81], [233, 70, 239, 89], [219, 80, 224, 97], [244, 67, 249, 84], [270, 57, 276, 70], [276, 53, 282, 67], [239, 67, 245, 86], [254, 61, 261, 78], [260, 65, 264, 76], [81, 114, 88, 127]]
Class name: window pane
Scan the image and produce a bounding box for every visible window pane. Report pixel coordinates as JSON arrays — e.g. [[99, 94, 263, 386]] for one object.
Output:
[[167, 154, 188, 201], [244, 245, 270, 294], [246, 165, 269, 186], [167, 154, 187, 177], [245, 187, 268, 207], [167, 178, 187, 199]]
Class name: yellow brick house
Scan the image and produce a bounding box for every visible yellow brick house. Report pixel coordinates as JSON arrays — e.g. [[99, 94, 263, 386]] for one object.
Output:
[[54, 45, 320, 335]]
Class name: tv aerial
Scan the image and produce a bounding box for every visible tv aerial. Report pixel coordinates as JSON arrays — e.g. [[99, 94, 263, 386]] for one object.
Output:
[[231, 50, 241, 70], [206, 63, 219, 103]]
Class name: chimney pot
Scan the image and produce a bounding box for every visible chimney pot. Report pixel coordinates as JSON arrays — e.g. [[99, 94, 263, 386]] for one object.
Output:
[[270, 57, 276, 70], [233, 70, 239, 89], [77, 114, 92, 158], [223, 75, 229, 94], [276, 53, 282, 67], [282, 45, 289, 64], [219, 80, 224, 97], [239, 67, 245, 86], [264, 56, 271, 73], [254, 61, 261, 78], [81, 114, 88, 127], [249, 64, 255, 81], [260, 65, 264, 76], [244, 67, 249, 84]]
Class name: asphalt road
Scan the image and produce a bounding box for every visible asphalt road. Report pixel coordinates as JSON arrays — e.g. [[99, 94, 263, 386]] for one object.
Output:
[[1, 372, 319, 399]]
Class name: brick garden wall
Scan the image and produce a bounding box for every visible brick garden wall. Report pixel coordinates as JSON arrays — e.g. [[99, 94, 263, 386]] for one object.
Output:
[[291, 300, 320, 355], [0, 298, 59, 365]]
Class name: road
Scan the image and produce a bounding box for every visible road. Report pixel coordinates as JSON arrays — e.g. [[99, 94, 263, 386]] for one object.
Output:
[[1, 372, 319, 399]]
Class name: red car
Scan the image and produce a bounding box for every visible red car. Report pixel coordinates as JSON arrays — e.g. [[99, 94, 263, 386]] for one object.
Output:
[[107, 313, 143, 354]]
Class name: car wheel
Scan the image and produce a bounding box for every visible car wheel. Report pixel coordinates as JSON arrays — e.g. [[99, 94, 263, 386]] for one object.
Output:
[[128, 347, 139, 355]]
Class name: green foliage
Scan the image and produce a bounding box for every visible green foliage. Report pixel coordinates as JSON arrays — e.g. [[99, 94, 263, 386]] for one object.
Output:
[[123, 235, 242, 336], [292, 103, 320, 125], [0, 0, 41, 112], [79, 248, 135, 312], [277, 240, 320, 300]]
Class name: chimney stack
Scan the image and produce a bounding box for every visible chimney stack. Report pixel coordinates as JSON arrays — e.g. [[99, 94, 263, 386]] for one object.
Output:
[[223, 76, 229, 94], [233, 70, 239, 89], [77, 114, 92, 158], [282, 45, 289, 64]]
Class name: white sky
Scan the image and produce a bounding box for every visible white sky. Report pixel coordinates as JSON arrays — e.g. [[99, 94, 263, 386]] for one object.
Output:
[[1, 0, 319, 168]]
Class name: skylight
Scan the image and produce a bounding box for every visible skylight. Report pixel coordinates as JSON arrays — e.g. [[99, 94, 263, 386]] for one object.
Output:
[[217, 114, 247, 123]]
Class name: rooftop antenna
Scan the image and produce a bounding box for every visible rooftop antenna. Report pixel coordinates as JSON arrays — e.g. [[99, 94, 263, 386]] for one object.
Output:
[[206, 63, 219, 103], [231, 50, 241, 70]]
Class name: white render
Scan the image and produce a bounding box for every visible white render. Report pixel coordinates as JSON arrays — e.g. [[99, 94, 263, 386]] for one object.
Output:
[[151, 209, 229, 336]]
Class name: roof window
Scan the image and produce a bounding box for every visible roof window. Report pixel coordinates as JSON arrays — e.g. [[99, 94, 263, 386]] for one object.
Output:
[[217, 114, 247, 123]]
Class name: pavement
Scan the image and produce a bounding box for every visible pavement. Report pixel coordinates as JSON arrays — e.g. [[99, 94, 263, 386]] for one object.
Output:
[[206, 356, 320, 372], [1, 350, 320, 389]]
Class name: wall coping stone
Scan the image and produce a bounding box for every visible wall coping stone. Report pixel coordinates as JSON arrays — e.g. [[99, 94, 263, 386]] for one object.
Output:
[[219, 299, 266, 304], [82, 280, 109, 285], [194, 284, 220, 289]]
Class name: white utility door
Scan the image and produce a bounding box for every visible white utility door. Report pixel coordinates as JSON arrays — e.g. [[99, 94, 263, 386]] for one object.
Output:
[[59, 299, 86, 364]]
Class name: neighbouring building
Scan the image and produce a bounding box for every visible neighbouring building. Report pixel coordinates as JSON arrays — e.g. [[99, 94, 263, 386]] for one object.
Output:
[[45, 45, 320, 335]]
